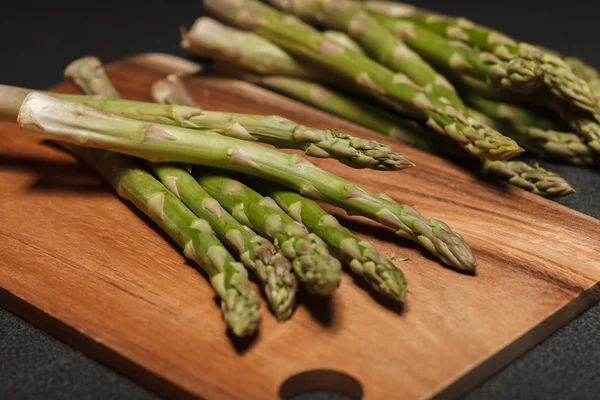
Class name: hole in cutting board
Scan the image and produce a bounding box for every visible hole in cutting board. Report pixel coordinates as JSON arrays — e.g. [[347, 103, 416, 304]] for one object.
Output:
[[279, 369, 363, 400]]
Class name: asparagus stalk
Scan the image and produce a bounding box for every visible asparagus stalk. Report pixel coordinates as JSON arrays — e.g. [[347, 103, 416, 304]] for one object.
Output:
[[182, 17, 320, 79], [221, 73, 574, 196], [64, 57, 298, 320], [148, 163, 297, 320], [252, 178, 408, 301], [4, 82, 414, 171], [64, 56, 121, 99], [269, 0, 467, 110], [14, 92, 476, 271], [63, 144, 261, 336], [193, 168, 342, 295], [365, 11, 543, 95], [204, 0, 523, 161], [465, 95, 598, 165], [32, 91, 412, 171], [481, 159, 575, 197], [151, 74, 198, 107], [389, 12, 599, 117]]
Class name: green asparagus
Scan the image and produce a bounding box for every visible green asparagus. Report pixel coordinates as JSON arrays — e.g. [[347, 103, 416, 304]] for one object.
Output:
[[269, 0, 467, 110], [366, 12, 543, 95], [35, 91, 413, 171], [64, 56, 121, 99], [64, 56, 298, 320], [204, 0, 522, 161], [252, 178, 408, 302], [148, 163, 297, 320], [182, 17, 320, 79], [481, 159, 575, 197], [193, 168, 342, 295], [388, 11, 598, 117], [63, 144, 261, 336], [465, 95, 597, 165], [14, 92, 476, 271]]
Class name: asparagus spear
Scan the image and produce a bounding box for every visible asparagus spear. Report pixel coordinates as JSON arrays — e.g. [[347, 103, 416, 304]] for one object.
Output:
[[204, 0, 522, 161], [45, 92, 414, 171], [63, 144, 261, 336], [481, 159, 575, 197], [64, 56, 121, 99], [269, 0, 467, 110], [465, 95, 597, 165], [193, 168, 342, 295], [14, 92, 476, 271], [389, 12, 599, 117], [151, 74, 198, 107], [252, 178, 408, 301], [182, 17, 320, 79], [64, 57, 298, 320], [365, 11, 543, 95], [148, 163, 297, 320]]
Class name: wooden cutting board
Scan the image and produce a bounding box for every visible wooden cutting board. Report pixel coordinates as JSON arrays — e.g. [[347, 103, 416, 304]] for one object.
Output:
[[1, 53, 600, 400]]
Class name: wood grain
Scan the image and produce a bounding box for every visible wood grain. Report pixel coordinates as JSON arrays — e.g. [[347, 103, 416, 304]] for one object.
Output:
[[1, 53, 600, 400]]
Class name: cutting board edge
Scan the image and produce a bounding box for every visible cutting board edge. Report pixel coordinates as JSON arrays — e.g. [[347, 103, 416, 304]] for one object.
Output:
[[0, 285, 198, 400], [431, 281, 600, 400]]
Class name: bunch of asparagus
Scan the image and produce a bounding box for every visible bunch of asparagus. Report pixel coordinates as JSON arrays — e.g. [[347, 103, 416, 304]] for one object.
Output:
[[2, 55, 480, 338], [178, 0, 600, 197]]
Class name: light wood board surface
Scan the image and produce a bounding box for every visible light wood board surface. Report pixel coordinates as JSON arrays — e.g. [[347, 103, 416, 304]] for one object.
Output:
[[1, 53, 599, 400]]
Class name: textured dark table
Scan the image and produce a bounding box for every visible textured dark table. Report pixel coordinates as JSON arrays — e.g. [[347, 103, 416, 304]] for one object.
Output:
[[1, 1, 600, 399]]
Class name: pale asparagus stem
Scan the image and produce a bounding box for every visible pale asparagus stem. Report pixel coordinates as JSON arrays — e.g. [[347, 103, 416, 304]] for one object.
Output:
[[65, 57, 296, 320], [481, 159, 575, 197], [193, 168, 342, 295], [151, 75, 198, 107], [182, 17, 319, 79], [237, 75, 575, 196], [252, 178, 408, 302], [204, 0, 522, 161], [62, 144, 261, 337], [393, 11, 599, 116], [15, 92, 476, 270], [43, 92, 413, 171], [465, 95, 598, 165], [270, 0, 467, 110], [148, 163, 297, 320], [64, 57, 121, 99], [367, 12, 544, 94]]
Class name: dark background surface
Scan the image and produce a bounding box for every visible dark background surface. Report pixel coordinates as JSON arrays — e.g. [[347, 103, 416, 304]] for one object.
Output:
[[1, 1, 600, 399]]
